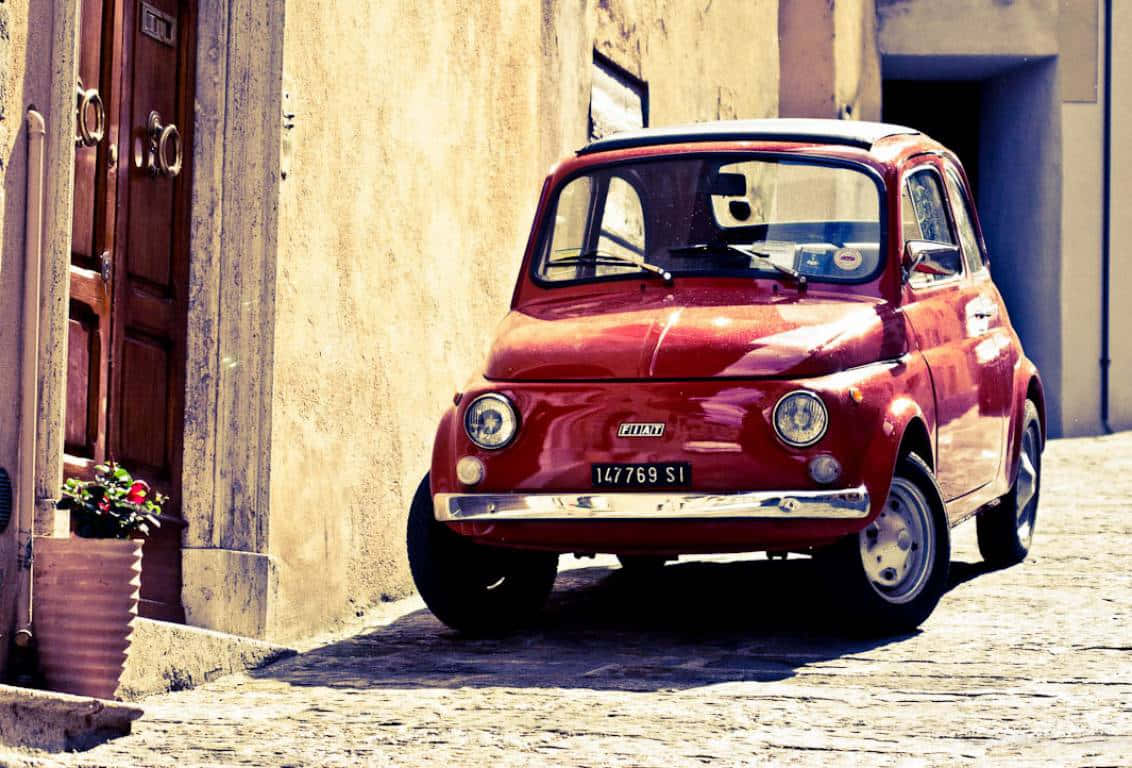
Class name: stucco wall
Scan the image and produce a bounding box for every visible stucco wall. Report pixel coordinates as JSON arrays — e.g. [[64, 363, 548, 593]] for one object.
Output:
[[1059, 2, 1104, 437], [265, 0, 778, 640], [779, 0, 881, 121], [0, 0, 79, 661], [878, 0, 1059, 58], [0, 0, 30, 671], [1108, 0, 1132, 430]]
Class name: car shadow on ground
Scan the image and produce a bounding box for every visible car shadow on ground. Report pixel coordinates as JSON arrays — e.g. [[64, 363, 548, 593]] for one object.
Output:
[[248, 554, 998, 694]]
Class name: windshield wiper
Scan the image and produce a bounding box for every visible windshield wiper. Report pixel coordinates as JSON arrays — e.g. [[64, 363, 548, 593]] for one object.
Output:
[[550, 250, 672, 283], [668, 242, 807, 289]]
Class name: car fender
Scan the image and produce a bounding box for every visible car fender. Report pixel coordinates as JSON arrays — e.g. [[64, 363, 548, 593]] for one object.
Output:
[[857, 358, 938, 524], [429, 406, 459, 497], [1005, 357, 1044, 487]]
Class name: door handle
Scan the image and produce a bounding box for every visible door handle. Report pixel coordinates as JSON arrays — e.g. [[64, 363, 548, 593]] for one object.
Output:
[[145, 110, 182, 178], [74, 78, 105, 147]]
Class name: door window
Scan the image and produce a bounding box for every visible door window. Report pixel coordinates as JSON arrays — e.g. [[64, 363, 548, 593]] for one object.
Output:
[[903, 168, 962, 286], [944, 166, 987, 274]]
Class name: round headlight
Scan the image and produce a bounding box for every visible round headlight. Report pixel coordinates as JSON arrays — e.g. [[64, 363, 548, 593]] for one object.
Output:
[[464, 393, 519, 450], [773, 390, 829, 447]]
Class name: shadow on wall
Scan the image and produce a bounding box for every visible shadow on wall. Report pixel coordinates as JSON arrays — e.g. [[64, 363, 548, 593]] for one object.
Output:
[[247, 557, 997, 694]]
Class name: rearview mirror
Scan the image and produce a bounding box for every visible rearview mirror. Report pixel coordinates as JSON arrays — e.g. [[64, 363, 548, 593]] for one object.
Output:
[[903, 240, 961, 283], [709, 172, 747, 197]]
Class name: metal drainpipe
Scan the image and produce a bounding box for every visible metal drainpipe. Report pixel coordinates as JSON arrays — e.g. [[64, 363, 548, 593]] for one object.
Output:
[[1101, 0, 1114, 434], [15, 109, 47, 646]]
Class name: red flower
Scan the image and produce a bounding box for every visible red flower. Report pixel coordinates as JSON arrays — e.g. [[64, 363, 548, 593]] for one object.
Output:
[[98, 498, 110, 512], [127, 480, 149, 504]]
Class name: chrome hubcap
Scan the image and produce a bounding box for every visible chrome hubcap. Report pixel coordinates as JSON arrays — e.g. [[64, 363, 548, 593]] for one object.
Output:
[[860, 477, 935, 604], [1015, 427, 1039, 548]]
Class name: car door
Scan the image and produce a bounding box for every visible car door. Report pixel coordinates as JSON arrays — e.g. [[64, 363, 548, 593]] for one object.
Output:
[[899, 160, 1003, 502], [941, 160, 1013, 480]]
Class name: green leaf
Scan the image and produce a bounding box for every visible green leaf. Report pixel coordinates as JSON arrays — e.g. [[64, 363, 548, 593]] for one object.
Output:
[[113, 467, 131, 482]]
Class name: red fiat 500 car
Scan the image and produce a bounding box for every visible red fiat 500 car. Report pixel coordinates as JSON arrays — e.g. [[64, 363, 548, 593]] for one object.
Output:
[[408, 119, 1044, 634]]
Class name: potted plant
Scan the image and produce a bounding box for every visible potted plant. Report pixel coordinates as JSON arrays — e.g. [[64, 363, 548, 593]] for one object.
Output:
[[33, 462, 164, 699]]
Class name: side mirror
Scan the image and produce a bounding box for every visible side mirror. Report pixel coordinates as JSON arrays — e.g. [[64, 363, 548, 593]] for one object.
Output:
[[903, 240, 961, 283]]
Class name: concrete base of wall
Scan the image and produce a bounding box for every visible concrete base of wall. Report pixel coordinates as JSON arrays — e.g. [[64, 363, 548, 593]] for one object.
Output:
[[0, 684, 142, 752], [181, 549, 277, 638], [118, 617, 295, 700]]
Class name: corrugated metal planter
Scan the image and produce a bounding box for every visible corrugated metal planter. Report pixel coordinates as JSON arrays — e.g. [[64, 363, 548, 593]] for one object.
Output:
[[33, 537, 142, 700]]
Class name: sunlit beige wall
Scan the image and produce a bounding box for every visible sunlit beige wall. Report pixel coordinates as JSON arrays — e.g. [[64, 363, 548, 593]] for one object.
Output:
[[1059, 5, 1104, 436], [780, 0, 881, 121], [265, 0, 780, 640], [1108, 1, 1132, 430]]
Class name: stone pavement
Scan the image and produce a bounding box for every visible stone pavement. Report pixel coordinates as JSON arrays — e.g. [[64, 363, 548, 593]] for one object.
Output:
[[12, 434, 1132, 767]]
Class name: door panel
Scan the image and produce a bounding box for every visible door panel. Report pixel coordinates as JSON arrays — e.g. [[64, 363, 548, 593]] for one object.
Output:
[[900, 162, 1003, 502], [64, 0, 194, 622], [65, 0, 114, 472], [108, 0, 194, 621]]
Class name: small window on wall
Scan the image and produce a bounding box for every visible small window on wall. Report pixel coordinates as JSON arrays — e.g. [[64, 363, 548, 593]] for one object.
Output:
[[589, 52, 648, 140]]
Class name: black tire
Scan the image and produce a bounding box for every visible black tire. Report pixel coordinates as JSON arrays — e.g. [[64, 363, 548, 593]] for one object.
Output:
[[407, 475, 558, 634], [822, 453, 951, 635], [977, 400, 1041, 566], [616, 555, 668, 573]]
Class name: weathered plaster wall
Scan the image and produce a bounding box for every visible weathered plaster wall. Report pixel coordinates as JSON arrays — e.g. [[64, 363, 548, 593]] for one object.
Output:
[[0, 0, 78, 661], [878, 0, 1059, 58], [0, 0, 30, 669], [834, 0, 882, 121], [1059, 3, 1104, 436], [779, 0, 880, 121], [264, 0, 778, 640], [180, 0, 286, 637], [1108, 0, 1132, 430]]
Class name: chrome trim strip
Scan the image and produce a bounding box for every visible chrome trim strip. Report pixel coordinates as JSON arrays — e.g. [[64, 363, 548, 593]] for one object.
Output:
[[434, 485, 870, 522]]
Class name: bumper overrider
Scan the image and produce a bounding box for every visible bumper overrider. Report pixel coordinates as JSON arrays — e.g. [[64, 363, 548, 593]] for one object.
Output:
[[434, 485, 870, 522]]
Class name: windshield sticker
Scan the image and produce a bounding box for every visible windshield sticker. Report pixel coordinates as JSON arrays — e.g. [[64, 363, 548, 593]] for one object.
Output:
[[834, 248, 863, 271]]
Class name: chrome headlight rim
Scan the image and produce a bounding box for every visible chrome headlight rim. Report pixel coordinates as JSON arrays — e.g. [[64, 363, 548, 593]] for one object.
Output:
[[463, 392, 520, 450], [772, 389, 829, 448]]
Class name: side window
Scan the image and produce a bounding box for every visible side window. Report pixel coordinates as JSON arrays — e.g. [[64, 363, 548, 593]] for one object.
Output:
[[944, 166, 986, 274], [903, 168, 961, 286], [544, 176, 593, 280]]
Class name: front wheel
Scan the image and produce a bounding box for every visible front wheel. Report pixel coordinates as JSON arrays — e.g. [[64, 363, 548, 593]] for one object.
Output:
[[407, 475, 558, 634], [822, 453, 950, 634]]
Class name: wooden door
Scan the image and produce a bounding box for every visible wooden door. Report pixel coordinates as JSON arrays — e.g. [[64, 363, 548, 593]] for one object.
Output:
[[65, 0, 195, 622]]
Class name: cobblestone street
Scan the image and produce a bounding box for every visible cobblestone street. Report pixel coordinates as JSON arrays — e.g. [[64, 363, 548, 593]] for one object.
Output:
[[16, 433, 1132, 767]]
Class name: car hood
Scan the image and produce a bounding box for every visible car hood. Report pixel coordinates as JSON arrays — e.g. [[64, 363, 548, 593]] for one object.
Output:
[[485, 290, 907, 381]]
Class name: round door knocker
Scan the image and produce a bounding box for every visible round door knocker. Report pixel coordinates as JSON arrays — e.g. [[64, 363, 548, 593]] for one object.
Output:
[[146, 110, 182, 178], [74, 78, 105, 147]]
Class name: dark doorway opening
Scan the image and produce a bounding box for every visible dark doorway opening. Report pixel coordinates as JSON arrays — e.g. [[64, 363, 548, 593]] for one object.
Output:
[[880, 59, 1063, 435], [882, 80, 983, 198]]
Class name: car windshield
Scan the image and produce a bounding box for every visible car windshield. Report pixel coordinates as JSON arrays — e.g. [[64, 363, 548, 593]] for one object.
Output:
[[535, 154, 883, 285]]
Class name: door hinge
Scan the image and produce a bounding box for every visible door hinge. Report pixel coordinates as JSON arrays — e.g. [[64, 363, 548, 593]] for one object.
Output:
[[99, 251, 112, 282]]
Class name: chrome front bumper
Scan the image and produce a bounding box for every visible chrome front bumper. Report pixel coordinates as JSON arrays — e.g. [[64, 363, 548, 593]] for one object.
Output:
[[434, 485, 870, 522]]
